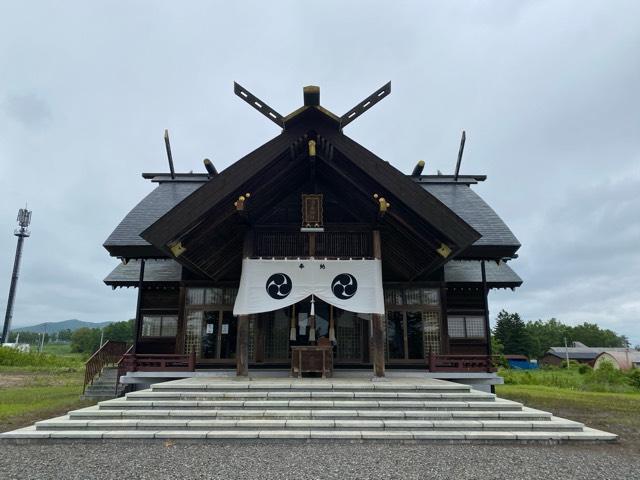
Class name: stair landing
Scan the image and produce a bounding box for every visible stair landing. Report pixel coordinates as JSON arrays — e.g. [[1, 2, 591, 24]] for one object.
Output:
[[0, 376, 617, 444]]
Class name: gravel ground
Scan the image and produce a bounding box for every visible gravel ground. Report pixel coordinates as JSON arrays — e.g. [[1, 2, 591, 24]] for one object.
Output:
[[1, 442, 638, 480]]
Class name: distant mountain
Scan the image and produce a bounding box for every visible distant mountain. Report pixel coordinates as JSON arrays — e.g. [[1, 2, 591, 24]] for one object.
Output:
[[13, 319, 113, 334]]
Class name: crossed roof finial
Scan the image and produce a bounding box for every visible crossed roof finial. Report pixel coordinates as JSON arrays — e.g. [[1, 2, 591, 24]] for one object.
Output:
[[233, 81, 391, 130]]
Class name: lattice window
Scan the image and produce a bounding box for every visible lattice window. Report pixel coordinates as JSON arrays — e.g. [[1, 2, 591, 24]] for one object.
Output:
[[264, 311, 290, 360], [404, 288, 440, 306], [422, 311, 441, 355], [465, 316, 485, 338], [384, 287, 440, 306], [335, 310, 362, 361], [186, 288, 238, 306], [447, 315, 485, 339], [447, 316, 466, 338], [141, 315, 178, 337], [184, 311, 203, 358]]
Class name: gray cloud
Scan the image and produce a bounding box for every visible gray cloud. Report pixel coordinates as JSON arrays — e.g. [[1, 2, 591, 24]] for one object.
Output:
[[0, 1, 638, 346], [2, 93, 52, 130]]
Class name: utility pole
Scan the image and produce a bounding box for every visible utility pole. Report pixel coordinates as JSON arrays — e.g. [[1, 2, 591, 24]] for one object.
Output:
[[1, 207, 32, 344], [564, 336, 570, 368]]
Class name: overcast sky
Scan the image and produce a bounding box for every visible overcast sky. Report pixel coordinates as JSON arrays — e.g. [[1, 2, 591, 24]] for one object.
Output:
[[0, 1, 638, 345]]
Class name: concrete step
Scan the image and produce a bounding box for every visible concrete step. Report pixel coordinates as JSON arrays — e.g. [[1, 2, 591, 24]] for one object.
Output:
[[151, 382, 472, 393], [87, 385, 119, 392], [92, 407, 527, 420], [125, 391, 494, 401], [35, 415, 584, 432], [5, 425, 618, 442], [69, 406, 553, 422], [97, 399, 519, 411]]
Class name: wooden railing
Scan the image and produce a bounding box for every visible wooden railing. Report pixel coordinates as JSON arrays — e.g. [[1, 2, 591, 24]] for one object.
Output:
[[428, 352, 497, 373], [83, 340, 130, 394], [117, 352, 196, 381]]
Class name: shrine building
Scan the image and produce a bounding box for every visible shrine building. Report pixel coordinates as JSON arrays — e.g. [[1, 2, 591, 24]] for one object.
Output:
[[103, 83, 522, 387]]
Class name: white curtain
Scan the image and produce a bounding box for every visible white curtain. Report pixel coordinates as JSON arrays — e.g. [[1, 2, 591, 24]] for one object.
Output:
[[233, 258, 385, 315]]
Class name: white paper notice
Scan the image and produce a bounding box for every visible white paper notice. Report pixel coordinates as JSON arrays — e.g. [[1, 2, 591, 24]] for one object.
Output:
[[222, 324, 229, 335], [206, 324, 214, 334], [298, 314, 308, 335]]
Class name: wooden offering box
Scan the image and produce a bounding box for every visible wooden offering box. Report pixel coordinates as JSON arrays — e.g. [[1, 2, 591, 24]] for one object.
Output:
[[290, 345, 333, 378]]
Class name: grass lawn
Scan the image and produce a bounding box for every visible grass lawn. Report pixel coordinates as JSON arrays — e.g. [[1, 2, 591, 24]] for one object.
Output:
[[41, 343, 85, 360], [0, 367, 95, 433], [497, 384, 640, 452]]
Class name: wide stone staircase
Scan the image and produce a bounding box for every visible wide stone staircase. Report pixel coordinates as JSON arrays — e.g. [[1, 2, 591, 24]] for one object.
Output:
[[1, 377, 616, 442]]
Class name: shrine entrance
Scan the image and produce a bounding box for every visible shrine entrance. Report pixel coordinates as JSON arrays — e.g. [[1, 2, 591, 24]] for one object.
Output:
[[258, 297, 371, 366]]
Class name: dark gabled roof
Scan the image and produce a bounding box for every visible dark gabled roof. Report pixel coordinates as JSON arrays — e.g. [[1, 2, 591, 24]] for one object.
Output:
[[139, 108, 482, 281], [103, 179, 203, 258], [104, 259, 182, 286], [546, 346, 632, 361], [444, 260, 522, 288], [420, 182, 520, 258], [544, 350, 599, 361], [141, 131, 297, 249]]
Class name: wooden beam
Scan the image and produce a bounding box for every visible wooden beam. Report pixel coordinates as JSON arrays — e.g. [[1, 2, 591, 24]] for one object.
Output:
[[236, 231, 253, 376], [371, 230, 385, 377], [175, 286, 187, 354], [132, 259, 146, 354], [340, 82, 391, 128], [234, 82, 284, 127]]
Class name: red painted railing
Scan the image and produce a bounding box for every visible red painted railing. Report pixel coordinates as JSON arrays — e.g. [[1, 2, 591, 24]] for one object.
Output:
[[117, 352, 196, 380], [83, 340, 130, 394], [428, 352, 497, 373]]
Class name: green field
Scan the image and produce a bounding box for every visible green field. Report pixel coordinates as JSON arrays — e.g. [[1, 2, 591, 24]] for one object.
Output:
[[0, 368, 94, 432], [0, 346, 94, 432], [497, 368, 640, 451]]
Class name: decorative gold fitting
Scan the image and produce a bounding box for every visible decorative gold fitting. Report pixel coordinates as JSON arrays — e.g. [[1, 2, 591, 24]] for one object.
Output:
[[378, 197, 389, 212], [436, 243, 452, 258], [308, 140, 316, 157], [235, 193, 250, 211], [168, 241, 186, 257]]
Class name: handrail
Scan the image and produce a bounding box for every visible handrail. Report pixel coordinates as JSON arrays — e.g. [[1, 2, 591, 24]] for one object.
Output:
[[428, 352, 497, 373], [117, 352, 196, 379], [82, 340, 129, 394]]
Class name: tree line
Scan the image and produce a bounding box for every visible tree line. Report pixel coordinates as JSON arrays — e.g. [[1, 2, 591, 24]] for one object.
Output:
[[8, 320, 134, 355], [493, 310, 631, 359]]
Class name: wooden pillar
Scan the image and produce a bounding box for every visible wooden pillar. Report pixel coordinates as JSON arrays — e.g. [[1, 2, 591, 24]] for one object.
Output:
[[371, 230, 385, 377], [439, 282, 449, 354], [132, 259, 145, 354], [236, 231, 253, 377], [481, 260, 492, 357], [236, 315, 249, 376], [175, 286, 187, 354]]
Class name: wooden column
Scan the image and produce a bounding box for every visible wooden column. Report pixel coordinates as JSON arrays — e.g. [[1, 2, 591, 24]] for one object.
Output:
[[236, 315, 249, 376], [480, 260, 492, 357], [371, 230, 385, 377], [236, 231, 253, 377], [440, 282, 449, 354], [175, 286, 187, 354], [132, 259, 145, 354]]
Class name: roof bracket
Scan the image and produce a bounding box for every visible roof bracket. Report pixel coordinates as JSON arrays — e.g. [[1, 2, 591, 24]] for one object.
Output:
[[234, 82, 284, 128], [340, 82, 391, 129]]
